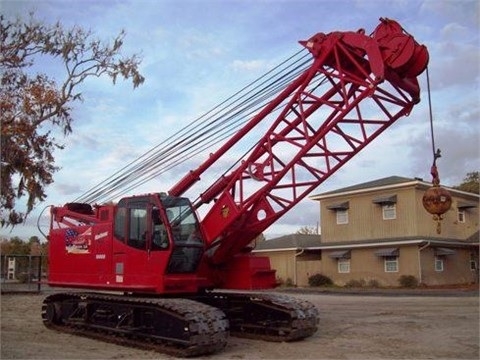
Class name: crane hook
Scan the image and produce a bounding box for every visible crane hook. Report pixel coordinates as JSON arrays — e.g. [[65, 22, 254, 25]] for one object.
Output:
[[421, 67, 451, 233], [422, 67, 452, 234], [422, 151, 452, 234]]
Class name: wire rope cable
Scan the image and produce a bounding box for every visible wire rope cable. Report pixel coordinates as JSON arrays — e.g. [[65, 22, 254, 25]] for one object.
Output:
[[74, 49, 314, 204]]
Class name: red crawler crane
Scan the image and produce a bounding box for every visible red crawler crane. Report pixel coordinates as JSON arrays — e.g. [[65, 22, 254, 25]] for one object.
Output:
[[43, 18, 429, 357]]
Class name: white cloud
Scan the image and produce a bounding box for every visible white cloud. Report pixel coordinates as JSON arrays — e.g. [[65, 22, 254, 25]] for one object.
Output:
[[441, 23, 469, 40], [231, 59, 269, 72], [429, 42, 479, 89], [420, 0, 479, 25]]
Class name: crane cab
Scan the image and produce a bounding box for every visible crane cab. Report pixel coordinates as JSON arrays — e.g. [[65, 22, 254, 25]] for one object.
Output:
[[48, 193, 210, 294]]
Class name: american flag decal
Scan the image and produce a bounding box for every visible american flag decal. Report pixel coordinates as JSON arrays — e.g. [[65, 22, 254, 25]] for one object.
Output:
[[65, 229, 78, 246]]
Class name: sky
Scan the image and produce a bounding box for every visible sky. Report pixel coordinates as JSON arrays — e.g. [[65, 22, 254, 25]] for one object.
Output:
[[2, 0, 479, 241]]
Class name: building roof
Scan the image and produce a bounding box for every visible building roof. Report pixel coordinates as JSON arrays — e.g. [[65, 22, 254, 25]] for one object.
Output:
[[310, 175, 480, 200], [253, 234, 321, 251], [311, 176, 419, 198], [252, 235, 479, 253], [466, 231, 479, 243]]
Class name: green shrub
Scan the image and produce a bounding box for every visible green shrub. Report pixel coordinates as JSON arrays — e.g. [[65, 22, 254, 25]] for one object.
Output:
[[398, 275, 418, 288], [308, 273, 333, 287], [344, 279, 366, 288], [367, 279, 381, 288]]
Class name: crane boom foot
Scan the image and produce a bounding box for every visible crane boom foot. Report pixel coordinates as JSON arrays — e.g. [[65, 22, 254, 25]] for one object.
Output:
[[193, 292, 319, 341], [42, 292, 229, 357]]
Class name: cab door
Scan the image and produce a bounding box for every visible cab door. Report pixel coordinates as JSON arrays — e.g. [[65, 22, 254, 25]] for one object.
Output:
[[114, 198, 172, 291], [144, 205, 171, 285], [112, 198, 151, 290]]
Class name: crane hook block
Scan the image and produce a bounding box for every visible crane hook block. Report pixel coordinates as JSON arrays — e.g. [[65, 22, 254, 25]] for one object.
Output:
[[422, 186, 452, 218], [422, 165, 452, 234]]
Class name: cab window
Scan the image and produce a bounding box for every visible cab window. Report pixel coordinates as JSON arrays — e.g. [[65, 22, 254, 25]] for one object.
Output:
[[114, 206, 127, 242], [151, 208, 169, 250], [128, 205, 147, 249]]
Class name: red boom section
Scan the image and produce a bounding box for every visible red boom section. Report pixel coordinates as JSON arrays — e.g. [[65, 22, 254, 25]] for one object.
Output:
[[170, 18, 429, 265]]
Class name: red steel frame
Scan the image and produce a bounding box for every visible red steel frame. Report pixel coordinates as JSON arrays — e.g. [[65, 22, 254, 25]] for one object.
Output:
[[170, 18, 428, 264]]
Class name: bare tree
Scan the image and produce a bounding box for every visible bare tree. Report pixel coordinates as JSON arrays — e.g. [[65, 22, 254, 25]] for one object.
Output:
[[295, 225, 319, 235], [0, 13, 145, 226]]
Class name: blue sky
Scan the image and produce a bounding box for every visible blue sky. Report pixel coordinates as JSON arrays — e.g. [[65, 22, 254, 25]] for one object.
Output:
[[2, 0, 479, 241]]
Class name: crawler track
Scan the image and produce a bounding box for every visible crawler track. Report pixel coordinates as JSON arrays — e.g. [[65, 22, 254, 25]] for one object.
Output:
[[42, 292, 229, 357], [194, 291, 319, 341], [42, 291, 319, 357]]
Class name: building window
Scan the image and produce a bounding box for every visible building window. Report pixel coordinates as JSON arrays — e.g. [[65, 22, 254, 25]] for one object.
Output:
[[338, 259, 350, 273], [457, 209, 465, 223], [372, 195, 397, 220], [435, 256, 444, 272], [384, 256, 398, 272], [470, 253, 477, 270], [382, 204, 396, 220], [336, 209, 348, 225]]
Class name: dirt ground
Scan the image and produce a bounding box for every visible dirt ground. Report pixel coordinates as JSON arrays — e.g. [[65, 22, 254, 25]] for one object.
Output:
[[1, 289, 478, 360]]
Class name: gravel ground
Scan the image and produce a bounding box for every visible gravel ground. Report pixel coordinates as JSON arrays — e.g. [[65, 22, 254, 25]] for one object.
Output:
[[1, 289, 478, 359]]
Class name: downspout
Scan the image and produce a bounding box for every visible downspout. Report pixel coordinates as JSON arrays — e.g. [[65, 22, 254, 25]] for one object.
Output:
[[418, 241, 430, 284], [294, 249, 305, 286]]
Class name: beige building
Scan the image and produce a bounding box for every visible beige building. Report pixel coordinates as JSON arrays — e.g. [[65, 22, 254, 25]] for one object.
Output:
[[253, 176, 479, 287]]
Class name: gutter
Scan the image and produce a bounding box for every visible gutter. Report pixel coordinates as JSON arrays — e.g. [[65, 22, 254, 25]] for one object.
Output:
[[294, 249, 305, 286], [306, 239, 426, 250], [418, 241, 430, 284]]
